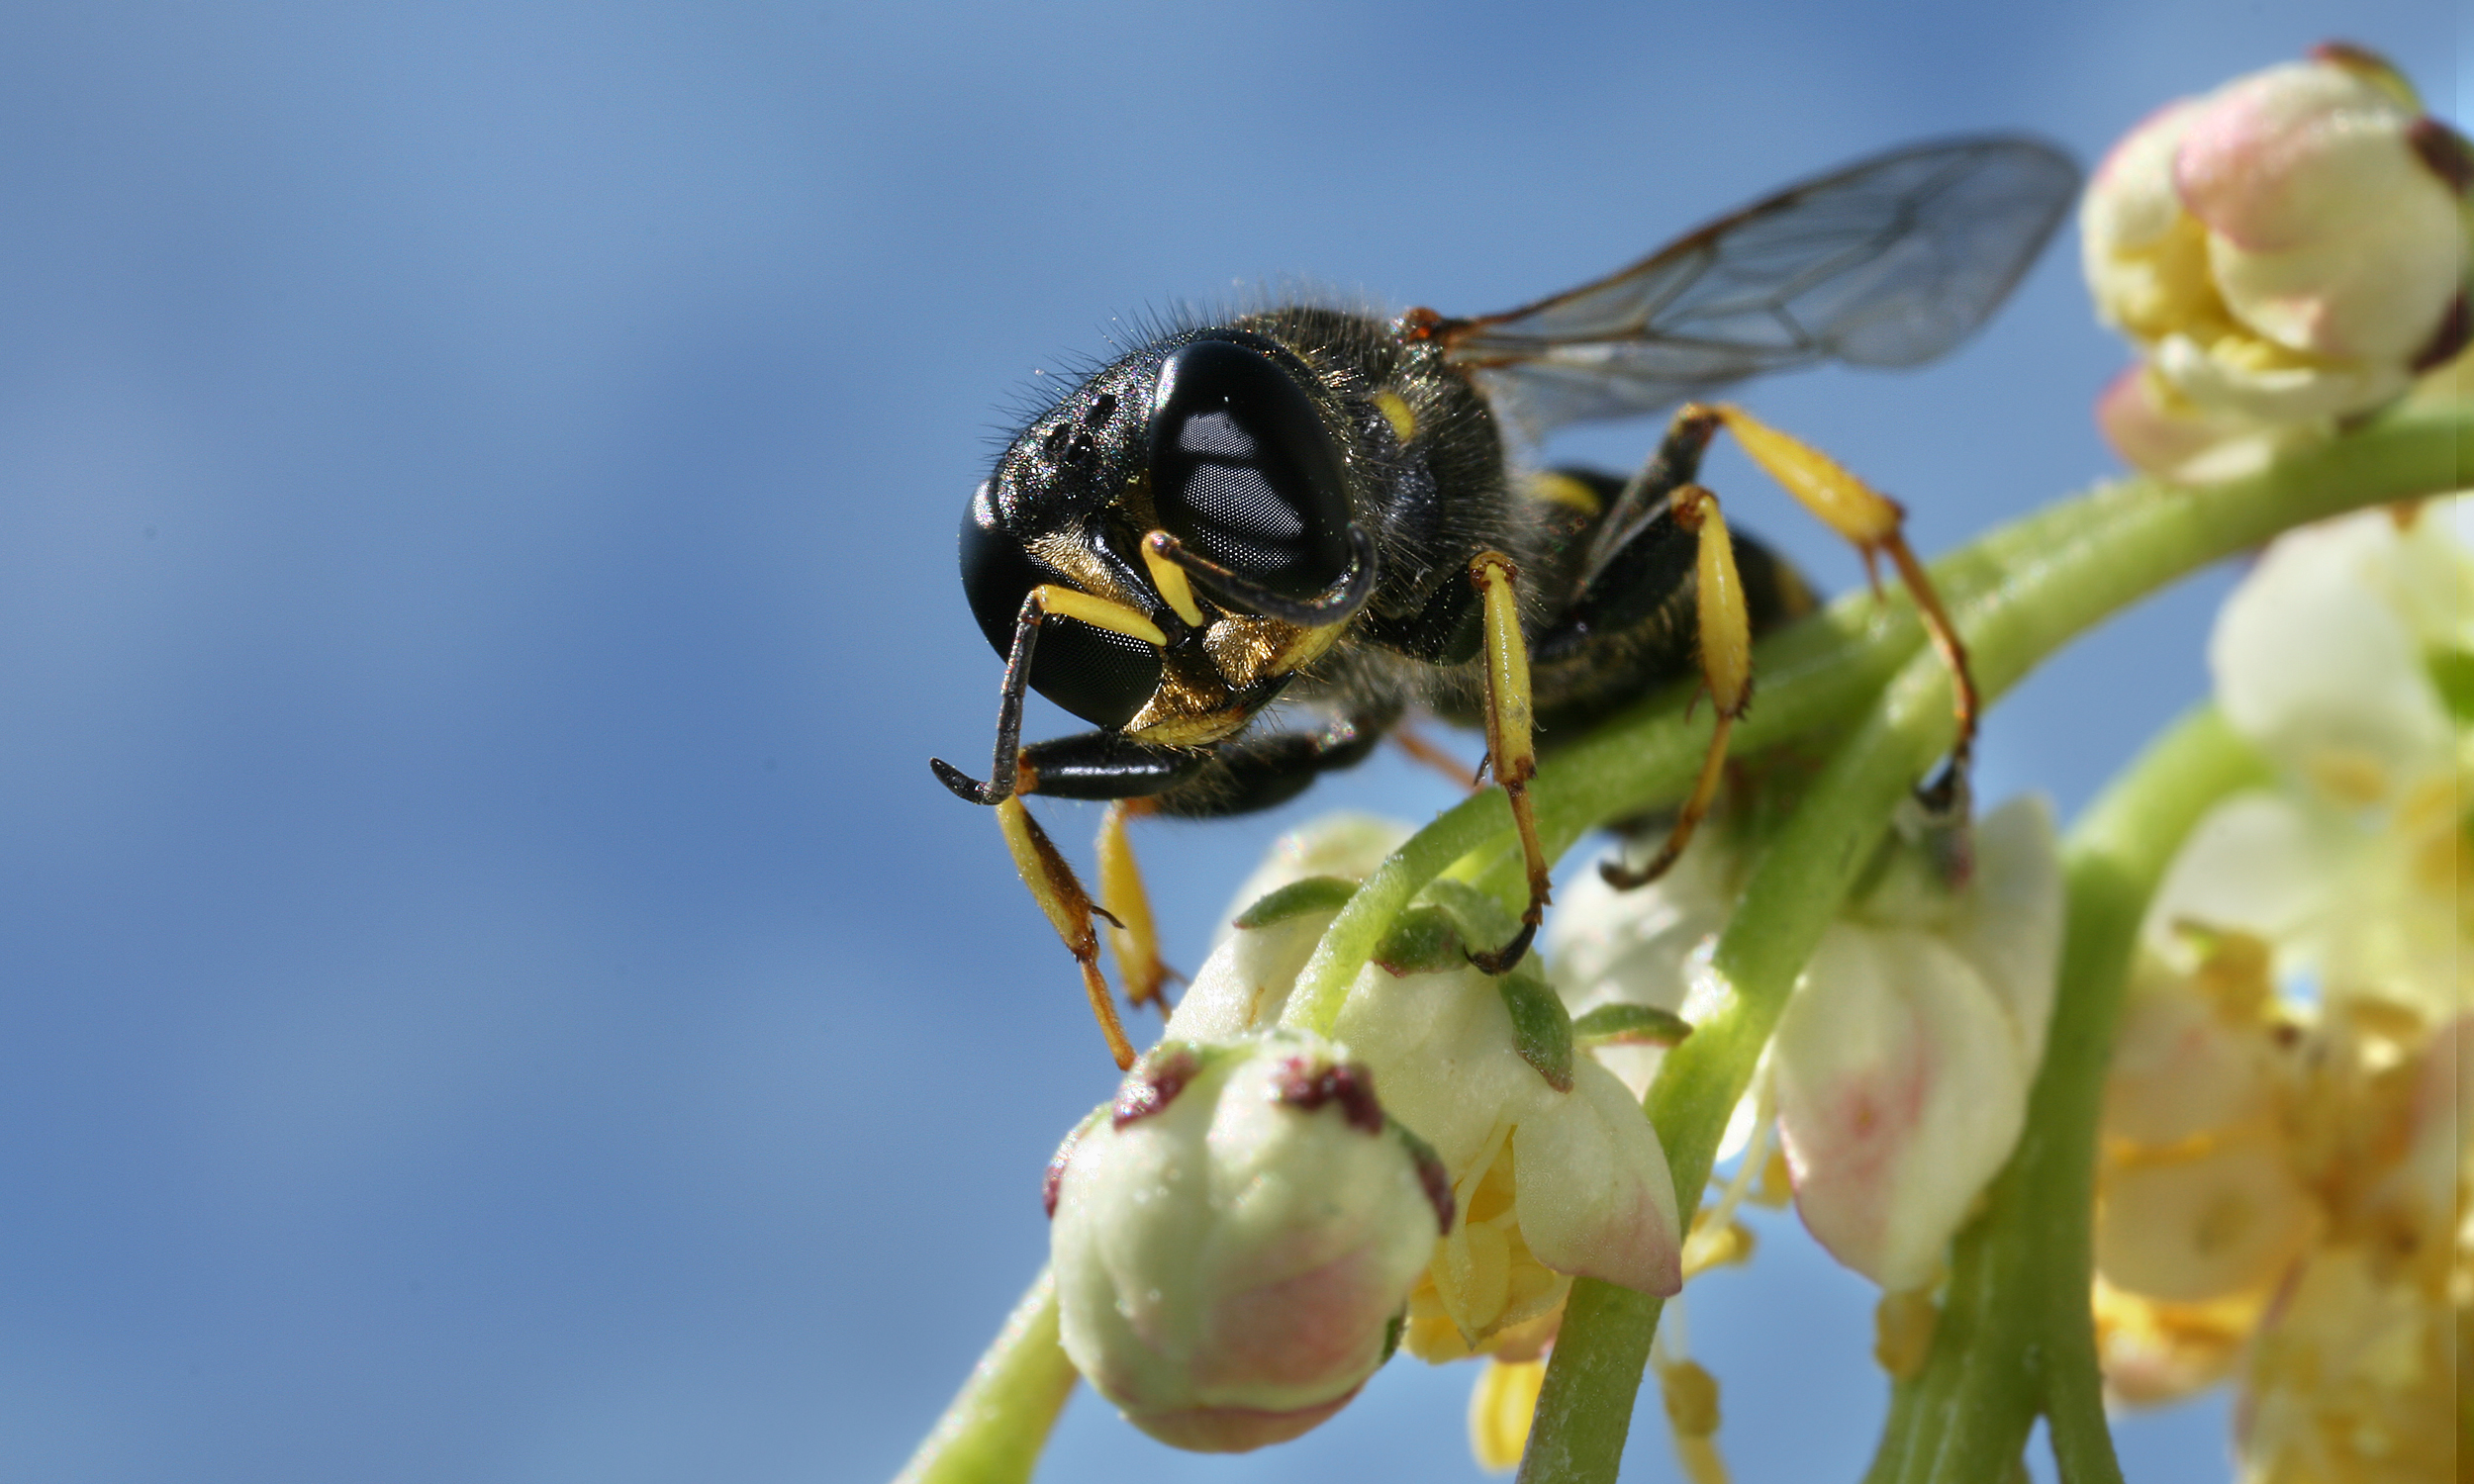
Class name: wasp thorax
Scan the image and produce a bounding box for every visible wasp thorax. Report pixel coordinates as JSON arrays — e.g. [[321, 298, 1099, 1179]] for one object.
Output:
[[1147, 337, 1354, 604]]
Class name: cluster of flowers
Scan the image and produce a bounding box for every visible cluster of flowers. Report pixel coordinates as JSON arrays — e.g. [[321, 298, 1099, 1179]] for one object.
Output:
[[1044, 794, 2066, 1463], [2093, 503, 2469, 1482]]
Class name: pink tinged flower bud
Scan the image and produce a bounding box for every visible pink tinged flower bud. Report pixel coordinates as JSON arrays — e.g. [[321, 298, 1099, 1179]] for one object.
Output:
[[2082, 46, 2470, 474], [1047, 1034, 1448, 1453], [1771, 799, 2063, 1290], [2174, 61, 2463, 364]]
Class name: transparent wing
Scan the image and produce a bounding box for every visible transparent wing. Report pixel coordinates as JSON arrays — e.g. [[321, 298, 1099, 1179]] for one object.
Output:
[[1438, 137, 2080, 431]]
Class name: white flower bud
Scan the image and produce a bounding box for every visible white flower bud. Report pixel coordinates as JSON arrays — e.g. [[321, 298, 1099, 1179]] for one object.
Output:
[[1771, 799, 2065, 1289], [1047, 1033, 1452, 1452], [2082, 46, 2470, 478]]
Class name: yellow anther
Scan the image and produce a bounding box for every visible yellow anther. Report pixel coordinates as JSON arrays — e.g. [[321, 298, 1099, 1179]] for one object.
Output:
[[1136, 532, 1206, 628], [1032, 584, 1168, 647], [1873, 1289, 1941, 1378], [1658, 1357, 1722, 1438], [1680, 1217, 1757, 1277], [1468, 1357, 1547, 1472], [1373, 388, 1417, 443]]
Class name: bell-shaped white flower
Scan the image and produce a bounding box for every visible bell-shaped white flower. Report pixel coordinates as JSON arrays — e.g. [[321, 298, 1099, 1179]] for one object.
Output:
[[1769, 798, 2065, 1289], [1047, 1032, 1452, 1452], [1547, 798, 2066, 1292], [2081, 46, 2470, 480]]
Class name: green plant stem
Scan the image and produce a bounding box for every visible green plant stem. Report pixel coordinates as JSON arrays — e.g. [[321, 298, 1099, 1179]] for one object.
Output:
[[892, 1269, 1077, 1484], [1863, 707, 2273, 1484]]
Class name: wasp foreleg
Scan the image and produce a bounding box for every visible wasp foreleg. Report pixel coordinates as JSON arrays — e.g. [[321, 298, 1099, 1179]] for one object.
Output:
[[995, 796, 1136, 1070], [1465, 552, 1552, 975], [929, 586, 1170, 806], [1094, 800, 1179, 1014]]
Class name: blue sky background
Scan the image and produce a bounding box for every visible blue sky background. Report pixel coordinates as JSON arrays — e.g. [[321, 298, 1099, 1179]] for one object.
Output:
[[0, 4, 2456, 1481]]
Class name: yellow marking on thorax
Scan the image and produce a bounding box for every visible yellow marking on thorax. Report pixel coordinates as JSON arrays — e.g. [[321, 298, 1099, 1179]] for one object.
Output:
[[1373, 389, 1417, 444]]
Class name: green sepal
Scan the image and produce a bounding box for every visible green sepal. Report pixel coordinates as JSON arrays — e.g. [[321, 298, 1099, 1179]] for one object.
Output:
[[1372, 906, 1465, 975], [1570, 1002, 1694, 1048], [1417, 877, 1519, 946], [1494, 970, 1575, 1092], [1233, 875, 1359, 930]]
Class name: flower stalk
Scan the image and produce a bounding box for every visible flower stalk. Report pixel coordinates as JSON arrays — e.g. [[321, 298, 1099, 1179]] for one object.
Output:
[[893, 1270, 1078, 1484]]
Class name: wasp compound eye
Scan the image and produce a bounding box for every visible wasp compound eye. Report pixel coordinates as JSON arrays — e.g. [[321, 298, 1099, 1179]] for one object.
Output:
[[1146, 339, 1354, 605], [959, 487, 1163, 730]]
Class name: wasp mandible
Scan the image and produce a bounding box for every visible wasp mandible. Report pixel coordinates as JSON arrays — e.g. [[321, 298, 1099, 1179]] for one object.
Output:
[[931, 138, 2080, 1067]]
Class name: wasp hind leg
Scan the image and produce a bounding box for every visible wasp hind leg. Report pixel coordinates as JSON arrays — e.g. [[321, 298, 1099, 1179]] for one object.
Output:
[[1704, 403, 1979, 817], [1465, 552, 1553, 974], [1581, 402, 1980, 890]]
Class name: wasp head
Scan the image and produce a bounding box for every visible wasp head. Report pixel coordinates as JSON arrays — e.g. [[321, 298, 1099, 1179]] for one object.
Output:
[[961, 329, 1361, 731]]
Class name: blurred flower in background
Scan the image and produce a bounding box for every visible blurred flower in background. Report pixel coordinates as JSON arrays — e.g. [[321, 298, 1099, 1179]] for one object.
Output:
[[2082, 45, 2471, 481], [2093, 502, 2471, 1482]]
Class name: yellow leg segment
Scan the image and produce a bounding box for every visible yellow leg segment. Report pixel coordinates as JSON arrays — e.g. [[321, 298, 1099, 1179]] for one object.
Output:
[[1604, 486, 1749, 890], [1467, 551, 1552, 974], [1707, 404, 1979, 804], [996, 796, 1135, 1069], [1095, 800, 1180, 1013]]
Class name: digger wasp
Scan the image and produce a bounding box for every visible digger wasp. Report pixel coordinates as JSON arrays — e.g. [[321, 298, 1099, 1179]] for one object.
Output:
[[930, 137, 2079, 1067]]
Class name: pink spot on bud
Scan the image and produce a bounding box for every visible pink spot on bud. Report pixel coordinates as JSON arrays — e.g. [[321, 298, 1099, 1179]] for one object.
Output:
[[1113, 1047, 1200, 1128], [1273, 1057, 1384, 1135]]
